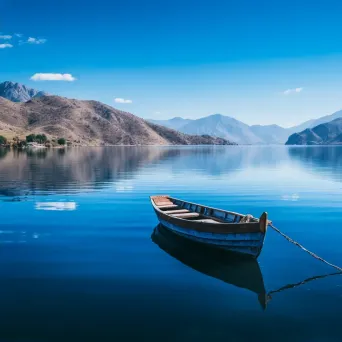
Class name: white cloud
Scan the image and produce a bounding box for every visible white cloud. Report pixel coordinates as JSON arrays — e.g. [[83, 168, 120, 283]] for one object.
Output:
[[30, 73, 76, 81], [0, 44, 13, 49], [27, 37, 47, 44], [14, 33, 23, 38], [283, 87, 303, 95], [114, 98, 132, 104], [0, 35, 12, 40]]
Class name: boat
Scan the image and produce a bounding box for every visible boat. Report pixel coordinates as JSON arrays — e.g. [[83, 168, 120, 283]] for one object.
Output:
[[151, 224, 268, 309], [150, 195, 268, 258]]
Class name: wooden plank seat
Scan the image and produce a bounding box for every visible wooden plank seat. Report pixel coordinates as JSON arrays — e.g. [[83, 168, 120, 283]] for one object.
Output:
[[158, 204, 179, 209], [193, 218, 220, 224], [155, 201, 174, 206], [164, 209, 189, 214], [155, 199, 172, 203], [170, 212, 200, 218]]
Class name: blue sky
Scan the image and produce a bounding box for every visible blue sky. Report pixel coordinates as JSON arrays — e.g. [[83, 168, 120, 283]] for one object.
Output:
[[1, 0, 342, 127]]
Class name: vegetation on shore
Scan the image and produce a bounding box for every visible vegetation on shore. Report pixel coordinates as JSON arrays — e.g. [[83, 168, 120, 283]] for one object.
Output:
[[0, 133, 67, 148]]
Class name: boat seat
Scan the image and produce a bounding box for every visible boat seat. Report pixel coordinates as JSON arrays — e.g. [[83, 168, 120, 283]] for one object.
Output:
[[158, 204, 178, 209], [164, 209, 189, 214], [155, 201, 174, 206], [171, 212, 200, 218], [193, 219, 220, 224]]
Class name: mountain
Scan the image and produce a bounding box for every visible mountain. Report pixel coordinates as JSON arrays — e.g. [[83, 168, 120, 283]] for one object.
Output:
[[178, 114, 264, 144], [289, 110, 342, 134], [286, 118, 342, 145], [249, 124, 289, 144], [0, 81, 48, 102], [149, 117, 193, 130], [148, 109, 342, 145], [0, 95, 234, 146], [149, 114, 283, 144]]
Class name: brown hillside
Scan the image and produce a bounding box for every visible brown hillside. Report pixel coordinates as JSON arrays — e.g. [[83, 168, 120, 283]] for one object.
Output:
[[0, 95, 235, 146]]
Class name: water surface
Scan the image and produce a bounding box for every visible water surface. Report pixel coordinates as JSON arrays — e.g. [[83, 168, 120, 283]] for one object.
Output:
[[0, 146, 341, 341]]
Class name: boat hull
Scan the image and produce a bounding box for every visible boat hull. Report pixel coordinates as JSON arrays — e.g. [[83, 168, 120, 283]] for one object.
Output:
[[157, 216, 265, 258]]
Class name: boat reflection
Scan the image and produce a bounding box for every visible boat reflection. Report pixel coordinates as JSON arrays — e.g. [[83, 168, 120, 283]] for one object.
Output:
[[151, 224, 268, 309], [152, 224, 342, 311]]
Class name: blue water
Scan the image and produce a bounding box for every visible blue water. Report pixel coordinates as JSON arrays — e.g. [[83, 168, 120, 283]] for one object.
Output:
[[0, 146, 341, 341]]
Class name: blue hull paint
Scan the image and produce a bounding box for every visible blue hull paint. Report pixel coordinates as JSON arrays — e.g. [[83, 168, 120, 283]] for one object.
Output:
[[158, 218, 265, 258]]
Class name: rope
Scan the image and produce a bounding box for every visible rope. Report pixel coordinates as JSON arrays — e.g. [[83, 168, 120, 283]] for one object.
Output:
[[268, 271, 342, 296], [268, 222, 342, 272]]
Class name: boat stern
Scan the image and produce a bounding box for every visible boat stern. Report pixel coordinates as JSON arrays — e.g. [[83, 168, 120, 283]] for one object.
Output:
[[259, 212, 268, 234]]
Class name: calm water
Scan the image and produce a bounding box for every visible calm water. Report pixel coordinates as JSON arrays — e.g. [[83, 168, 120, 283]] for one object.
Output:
[[0, 146, 341, 341]]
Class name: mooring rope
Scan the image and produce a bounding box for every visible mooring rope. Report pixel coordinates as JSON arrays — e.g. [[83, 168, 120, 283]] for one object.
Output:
[[267, 271, 342, 296], [268, 222, 342, 272]]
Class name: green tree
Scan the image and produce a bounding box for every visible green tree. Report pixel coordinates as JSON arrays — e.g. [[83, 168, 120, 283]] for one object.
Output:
[[0, 135, 7, 145], [57, 138, 66, 145], [18, 140, 27, 148], [35, 134, 47, 144], [26, 134, 36, 143]]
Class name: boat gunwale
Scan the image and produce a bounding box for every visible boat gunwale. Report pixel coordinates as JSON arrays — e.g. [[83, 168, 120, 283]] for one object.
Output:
[[150, 195, 268, 235], [150, 195, 258, 225], [168, 196, 255, 221]]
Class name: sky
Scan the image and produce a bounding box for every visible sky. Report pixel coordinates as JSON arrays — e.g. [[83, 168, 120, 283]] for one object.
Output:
[[2, 0, 342, 127]]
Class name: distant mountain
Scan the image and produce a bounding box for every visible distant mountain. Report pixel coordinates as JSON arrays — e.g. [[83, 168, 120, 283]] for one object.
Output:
[[289, 110, 342, 134], [249, 124, 289, 145], [0, 95, 234, 146], [286, 118, 342, 145], [0, 81, 48, 102], [149, 117, 193, 130], [149, 114, 288, 144], [179, 114, 264, 144], [149, 110, 342, 145]]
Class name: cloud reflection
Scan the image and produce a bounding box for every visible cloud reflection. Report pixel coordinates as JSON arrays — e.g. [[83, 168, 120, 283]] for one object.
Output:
[[281, 194, 300, 201], [35, 202, 77, 211]]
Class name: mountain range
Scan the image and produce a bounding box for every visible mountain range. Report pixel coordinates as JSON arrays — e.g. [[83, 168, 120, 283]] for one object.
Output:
[[0, 86, 233, 146], [2, 80, 342, 146], [286, 118, 342, 145], [0, 81, 48, 102], [149, 115, 288, 144], [149, 110, 342, 144]]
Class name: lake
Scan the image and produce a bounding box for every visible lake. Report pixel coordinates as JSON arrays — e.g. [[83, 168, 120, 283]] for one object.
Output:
[[0, 146, 341, 341]]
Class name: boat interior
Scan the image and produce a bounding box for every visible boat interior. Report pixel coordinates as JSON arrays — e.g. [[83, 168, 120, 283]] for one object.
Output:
[[151, 195, 257, 224]]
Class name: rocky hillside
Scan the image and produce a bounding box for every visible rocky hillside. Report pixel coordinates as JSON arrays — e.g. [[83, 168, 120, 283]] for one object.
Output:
[[286, 118, 342, 145], [288, 109, 342, 134], [0, 81, 48, 102], [0, 95, 235, 146]]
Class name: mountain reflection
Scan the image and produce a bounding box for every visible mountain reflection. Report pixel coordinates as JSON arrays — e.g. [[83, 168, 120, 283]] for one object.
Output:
[[158, 146, 289, 176], [0, 147, 173, 197], [1, 146, 342, 197], [0, 146, 289, 197], [288, 146, 342, 182]]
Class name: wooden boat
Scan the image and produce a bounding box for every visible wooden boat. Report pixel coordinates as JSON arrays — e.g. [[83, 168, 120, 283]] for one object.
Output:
[[152, 224, 268, 309], [150, 195, 268, 258]]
